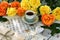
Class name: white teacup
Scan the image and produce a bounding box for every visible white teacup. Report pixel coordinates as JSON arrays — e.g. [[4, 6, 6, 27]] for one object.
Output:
[[25, 10, 36, 22]]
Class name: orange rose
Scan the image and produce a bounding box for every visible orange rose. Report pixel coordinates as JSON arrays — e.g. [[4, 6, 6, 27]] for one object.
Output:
[[11, 1, 20, 9], [17, 7, 26, 17], [0, 5, 6, 16], [41, 14, 55, 26], [0, 1, 9, 9]]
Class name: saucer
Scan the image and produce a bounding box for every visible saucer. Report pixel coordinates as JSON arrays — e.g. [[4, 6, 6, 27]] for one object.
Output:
[[22, 16, 38, 24]]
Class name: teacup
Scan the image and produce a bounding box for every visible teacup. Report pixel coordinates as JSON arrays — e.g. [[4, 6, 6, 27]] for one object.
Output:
[[24, 10, 36, 23]]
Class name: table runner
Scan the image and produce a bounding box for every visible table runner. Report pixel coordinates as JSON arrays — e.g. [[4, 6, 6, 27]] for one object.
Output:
[[0, 16, 48, 40]]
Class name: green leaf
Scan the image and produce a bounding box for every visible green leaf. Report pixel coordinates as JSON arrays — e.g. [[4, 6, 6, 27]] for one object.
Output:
[[41, 23, 60, 36], [56, 0, 60, 7], [44, 0, 60, 10], [0, 16, 8, 22]]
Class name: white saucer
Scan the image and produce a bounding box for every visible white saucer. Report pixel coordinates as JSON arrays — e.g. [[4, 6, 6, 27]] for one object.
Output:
[[22, 16, 38, 24]]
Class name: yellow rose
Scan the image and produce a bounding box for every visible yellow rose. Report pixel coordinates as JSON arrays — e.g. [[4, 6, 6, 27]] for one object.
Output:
[[21, 0, 31, 10], [21, 0, 41, 14], [30, 7, 37, 14], [39, 5, 51, 15], [29, 0, 41, 8], [21, 0, 28, 2], [52, 7, 60, 20], [7, 7, 17, 17]]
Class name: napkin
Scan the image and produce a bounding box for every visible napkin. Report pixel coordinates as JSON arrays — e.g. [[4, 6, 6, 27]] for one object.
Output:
[[31, 34, 47, 40], [0, 26, 25, 40]]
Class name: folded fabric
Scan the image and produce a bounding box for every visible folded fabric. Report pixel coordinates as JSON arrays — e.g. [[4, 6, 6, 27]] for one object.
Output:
[[31, 34, 47, 40], [0, 26, 25, 40]]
